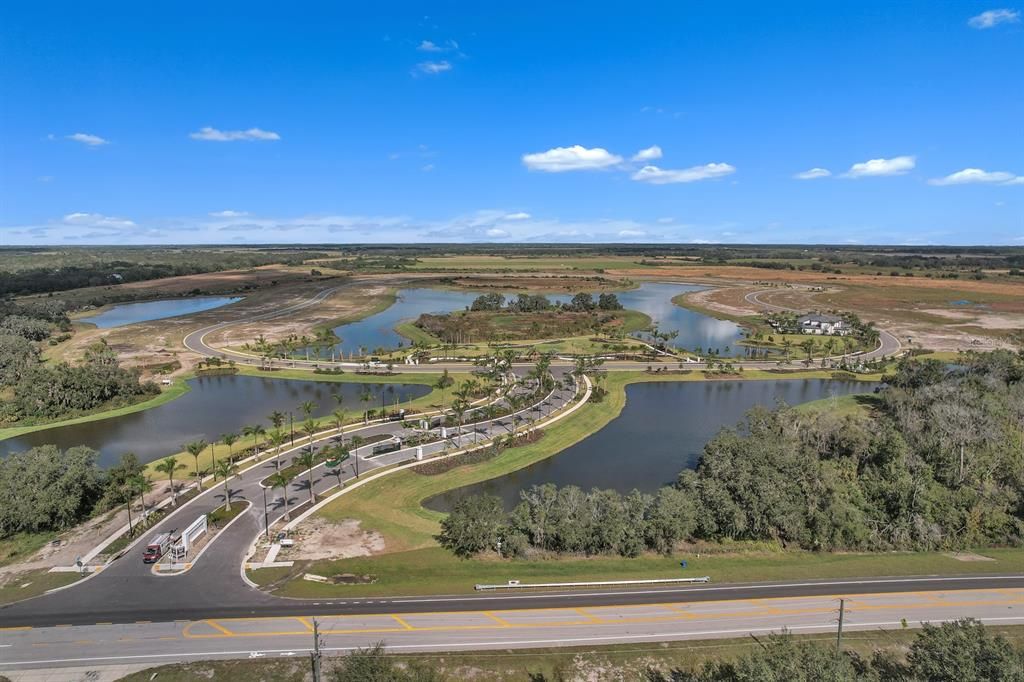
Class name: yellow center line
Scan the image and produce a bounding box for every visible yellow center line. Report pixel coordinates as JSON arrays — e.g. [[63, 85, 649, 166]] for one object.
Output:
[[392, 615, 414, 630], [483, 611, 511, 627]]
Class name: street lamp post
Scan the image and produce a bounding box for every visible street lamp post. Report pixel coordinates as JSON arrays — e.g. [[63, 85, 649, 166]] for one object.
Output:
[[289, 412, 294, 444], [262, 487, 269, 539]]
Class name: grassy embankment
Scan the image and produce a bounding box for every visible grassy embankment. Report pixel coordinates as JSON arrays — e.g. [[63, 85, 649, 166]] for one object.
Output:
[[0, 569, 85, 606], [115, 625, 1024, 682], [0, 380, 191, 442], [250, 368, 1021, 600]]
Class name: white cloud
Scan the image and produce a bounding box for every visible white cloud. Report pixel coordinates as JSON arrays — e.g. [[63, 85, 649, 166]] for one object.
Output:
[[415, 60, 452, 75], [968, 8, 1020, 28], [631, 163, 736, 184], [62, 212, 136, 229], [928, 168, 1022, 186], [485, 228, 509, 237], [189, 127, 280, 142], [503, 212, 531, 221], [209, 210, 248, 217], [421, 163, 435, 172], [795, 167, 832, 180], [843, 156, 915, 178], [66, 133, 109, 147], [418, 40, 442, 52], [617, 229, 646, 237], [522, 145, 624, 172], [631, 145, 663, 162]]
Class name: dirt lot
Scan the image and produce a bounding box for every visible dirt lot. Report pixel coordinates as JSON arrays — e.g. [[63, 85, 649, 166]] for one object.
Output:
[[284, 517, 385, 561]]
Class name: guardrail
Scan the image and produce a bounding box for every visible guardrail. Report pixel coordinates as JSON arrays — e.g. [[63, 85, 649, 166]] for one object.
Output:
[[474, 576, 711, 591]]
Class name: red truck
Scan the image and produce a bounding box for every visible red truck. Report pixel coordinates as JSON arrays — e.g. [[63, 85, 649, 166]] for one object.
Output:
[[142, 532, 172, 563]]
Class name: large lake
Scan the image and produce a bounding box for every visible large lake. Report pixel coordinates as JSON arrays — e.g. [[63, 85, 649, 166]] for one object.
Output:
[[328, 283, 742, 356], [426, 378, 878, 511], [0, 375, 429, 467], [79, 297, 242, 328]]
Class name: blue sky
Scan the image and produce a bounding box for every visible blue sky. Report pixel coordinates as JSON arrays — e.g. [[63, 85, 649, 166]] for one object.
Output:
[[1, 1, 1022, 245]]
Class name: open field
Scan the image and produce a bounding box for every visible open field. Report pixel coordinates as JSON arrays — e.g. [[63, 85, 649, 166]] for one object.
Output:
[[119, 624, 1024, 682], [0, 567, 84, 606]]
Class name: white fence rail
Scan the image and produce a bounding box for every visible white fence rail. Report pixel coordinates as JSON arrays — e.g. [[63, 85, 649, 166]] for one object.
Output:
[[474, 576, 711, 591]]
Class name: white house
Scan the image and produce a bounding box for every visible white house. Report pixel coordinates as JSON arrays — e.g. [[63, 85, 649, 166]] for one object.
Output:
[[798, 313, 850, 336]]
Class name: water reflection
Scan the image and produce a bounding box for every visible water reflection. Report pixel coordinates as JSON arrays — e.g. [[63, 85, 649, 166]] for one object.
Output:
[[79, 297, 242, 329], [427, 379, 877, 510], [0, 375, 429, 467]]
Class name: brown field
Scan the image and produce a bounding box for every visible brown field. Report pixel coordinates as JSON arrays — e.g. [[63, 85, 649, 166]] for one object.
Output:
[[630, 266, 1024, 352]]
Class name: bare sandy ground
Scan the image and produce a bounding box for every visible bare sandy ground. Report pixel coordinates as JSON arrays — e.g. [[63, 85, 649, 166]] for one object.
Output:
[[284, 517, 385, 561]]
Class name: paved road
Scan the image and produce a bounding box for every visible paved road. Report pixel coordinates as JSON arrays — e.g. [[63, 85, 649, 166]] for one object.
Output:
[[2, 586, 1022, 671], [0, 373, 579, 629]]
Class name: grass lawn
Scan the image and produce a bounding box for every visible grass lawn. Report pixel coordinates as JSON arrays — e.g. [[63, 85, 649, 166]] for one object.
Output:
[[256, 545, 1024, 599], [794, 392, 881, 417], [261, 369, 893, 597], [0, 568, 84, 606], [0, 379, 191, 442], [0, 531, 57, 568]]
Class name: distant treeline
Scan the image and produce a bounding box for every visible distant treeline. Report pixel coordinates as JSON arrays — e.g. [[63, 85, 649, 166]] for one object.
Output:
[[440, 351, 1024, 558], [0, 249, 330, 295]]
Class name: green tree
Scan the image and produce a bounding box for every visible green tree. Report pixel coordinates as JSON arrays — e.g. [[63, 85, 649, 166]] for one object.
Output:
[[268, 429, 288, 470], [213, 459, 239, 511], [242, 424, 265, 460], [296, 450, 318, 503], [906, 618, 1023, 682], [434, 369, 454, 411], [267, 472, 292, 522], [437, 494, 505, 558], [184, 440, 207, 490], [154, 457, 185, 506]]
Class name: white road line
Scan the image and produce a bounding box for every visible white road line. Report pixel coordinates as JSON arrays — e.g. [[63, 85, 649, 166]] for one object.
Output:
[[8, 617, 1024, 667]]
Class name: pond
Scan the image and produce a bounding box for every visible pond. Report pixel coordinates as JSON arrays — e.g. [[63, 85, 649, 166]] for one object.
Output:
[[0, 375, 430, 468], [328, 283, 742, 356], [78, 297, 243, 328], [426, 378, 878, 511], [615, 282, 744, 355]]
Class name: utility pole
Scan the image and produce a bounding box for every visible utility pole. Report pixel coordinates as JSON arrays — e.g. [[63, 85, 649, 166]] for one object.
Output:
[[836, 598, 845, 653], [262, 487, 270, 539], [310, 617, 323, 682]]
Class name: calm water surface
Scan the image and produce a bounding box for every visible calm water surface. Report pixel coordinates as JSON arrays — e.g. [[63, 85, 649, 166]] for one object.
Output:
[[427, 379, 878, 511], [616, 283, 744, 354], [329, 283, 740, 356], [80, 297, 242, 328], [0, 375, 429, 467]]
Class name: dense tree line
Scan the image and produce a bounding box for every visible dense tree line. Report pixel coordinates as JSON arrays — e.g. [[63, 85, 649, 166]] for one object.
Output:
[[468, 291, 624, 314], [1, 339, 158, 422], [327, 620, 1023, 681], [0, 250, 328, 296], [441, 351, 1024, 558], [0, 447, 148, 538]]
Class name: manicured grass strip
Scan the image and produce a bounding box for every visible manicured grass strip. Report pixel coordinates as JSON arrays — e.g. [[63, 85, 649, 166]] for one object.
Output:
[[261, 545, 1024, 599], [0, 569, 84, 606], [0, 380, 191, 442]]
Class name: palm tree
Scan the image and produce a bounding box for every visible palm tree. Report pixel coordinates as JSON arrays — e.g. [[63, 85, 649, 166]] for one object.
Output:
[[359, 385, 372, 424], [299, 400, 316, 419], [800, 338, 816, 363], [328, 447, 350, 489], [295, 450, 318, 503], [268, 411, 286, 431], [242, 424, 266, 460], [268, 429, 287, 470], [184, 440, 207, 491], [332, 409, 346, 442], [268, 472, 292, 521], [221, 432, 238, 464], [213, 459, 239, 511], [302, 418, 319, 452], [131, 473, 153, 518], [332, 392, 344, 410], [434, 369, 453, 410], [154, 457, 185, 505], [451, 398, 468, 443]]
